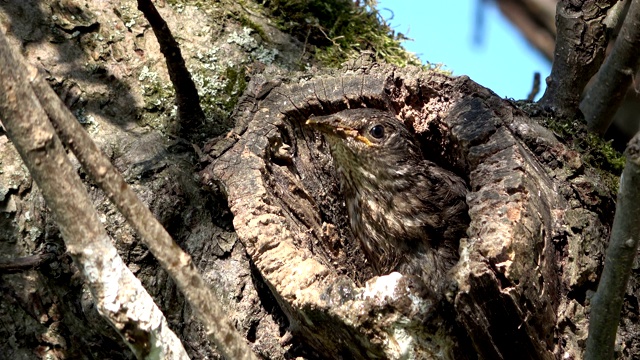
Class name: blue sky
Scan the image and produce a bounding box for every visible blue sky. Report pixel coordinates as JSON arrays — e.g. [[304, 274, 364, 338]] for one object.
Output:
[[377, 0, 552, 100]]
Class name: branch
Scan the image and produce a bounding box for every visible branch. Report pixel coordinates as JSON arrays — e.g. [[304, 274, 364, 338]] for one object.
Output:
[[581, 0, 640, 135], [0, 247, 57, 274], [603, 0, 632, 33], [137, 0, 205, 134], [539, 0, 616, 118], [495, 0, 556, 60], [527, 72, 541, 101], [585, 131, 640, 359], [28, 34, 258, 360], [0, 30, 190, 359]]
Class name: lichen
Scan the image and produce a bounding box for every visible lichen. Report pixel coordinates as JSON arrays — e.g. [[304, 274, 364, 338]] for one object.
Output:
[[136, 20, 259, 135], [227, 26, 279, 64], [234, 13, 269, 43], [227, 27, 258, 49], [74, 108, 100, 135], [138, 65, 176, 131], [189, 46, 247, 120]]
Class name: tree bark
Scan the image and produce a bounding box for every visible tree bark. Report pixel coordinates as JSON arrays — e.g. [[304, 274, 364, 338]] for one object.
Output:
[[199, 60, 625, 359], [0, 0, 637, 359]]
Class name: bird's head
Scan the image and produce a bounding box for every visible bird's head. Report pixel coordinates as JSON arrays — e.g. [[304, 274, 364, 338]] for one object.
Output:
[[306, 109, 423, 177]]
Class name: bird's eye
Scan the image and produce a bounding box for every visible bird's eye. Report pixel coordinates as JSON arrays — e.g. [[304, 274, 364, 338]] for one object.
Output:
[[369, 124, 385, 139]]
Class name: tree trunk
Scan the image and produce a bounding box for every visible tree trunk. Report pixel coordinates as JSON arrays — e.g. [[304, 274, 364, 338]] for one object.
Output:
[[0, 0, 636, 359]]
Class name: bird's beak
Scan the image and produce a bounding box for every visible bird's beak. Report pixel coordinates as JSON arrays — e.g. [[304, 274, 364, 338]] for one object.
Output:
[[305, 115, 347, 132], [306, 116, 373, 146]]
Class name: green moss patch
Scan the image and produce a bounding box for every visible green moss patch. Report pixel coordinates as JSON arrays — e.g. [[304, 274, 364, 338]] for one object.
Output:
[[260, 0, 420, 67], [542, 116, 625, 175]]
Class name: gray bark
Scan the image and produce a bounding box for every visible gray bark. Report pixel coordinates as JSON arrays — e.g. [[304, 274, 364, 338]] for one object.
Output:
[[0, 0, 637, 359]]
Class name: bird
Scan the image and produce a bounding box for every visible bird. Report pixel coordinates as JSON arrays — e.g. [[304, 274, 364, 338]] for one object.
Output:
[[306, 108, 469, 290]]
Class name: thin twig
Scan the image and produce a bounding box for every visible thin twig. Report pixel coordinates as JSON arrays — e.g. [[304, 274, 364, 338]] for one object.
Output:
[[137, 0, 206, 134], [0, 250, 57, 274], [527, 72, 541, 101], [495, 0, 556, 60]]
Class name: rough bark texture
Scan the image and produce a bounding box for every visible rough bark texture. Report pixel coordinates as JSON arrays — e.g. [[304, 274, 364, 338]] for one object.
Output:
[[0, 1, 293, 359], [198, 60, 629, 358], [0, 0, 638, 359], [540, 0, 615, 118]]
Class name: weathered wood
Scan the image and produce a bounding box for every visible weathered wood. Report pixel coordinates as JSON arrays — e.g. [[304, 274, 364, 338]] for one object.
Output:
[[0, 0, 636, 359], [202, 62, 619, 359]]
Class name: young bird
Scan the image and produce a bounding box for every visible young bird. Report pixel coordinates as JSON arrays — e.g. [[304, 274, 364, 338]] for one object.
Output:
[[307, 108, 469, 289]]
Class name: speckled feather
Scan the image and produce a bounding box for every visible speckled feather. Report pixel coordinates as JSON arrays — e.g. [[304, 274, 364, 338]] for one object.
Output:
[[307, 108, 469, 288]]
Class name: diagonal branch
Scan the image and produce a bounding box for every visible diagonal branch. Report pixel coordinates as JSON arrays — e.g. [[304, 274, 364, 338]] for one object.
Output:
[[137, 0, 206, 134], [585, 130, 640, 359], [0, 25, 257, 359], [0, 248, 57, 274], [0, 29, 190, 360], [29, 39, 258, 360], [495, 0, 557, 61], [581, 0, 640, 135]]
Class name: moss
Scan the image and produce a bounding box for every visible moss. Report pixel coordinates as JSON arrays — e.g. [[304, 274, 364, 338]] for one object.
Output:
[[259, 0, 420, 67], [222, 66, 248, 113], [583, 133, 626, 173], [192, 64, 247, 116], [137, 66, 177, 131], [542, 117, 625, 174], [538, 115, 624, 194]]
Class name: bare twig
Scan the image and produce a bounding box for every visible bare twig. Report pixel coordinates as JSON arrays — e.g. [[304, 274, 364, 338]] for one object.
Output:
[[0, 29, 190, 359], [27, 32, 258, 360], [581, 0, 640, 135], [0, 248, 57, 274], [539, 0, 616, 118], [137, 0, 206, 134], [585, 131, 640, 360], [527, 72, 541, 101]]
